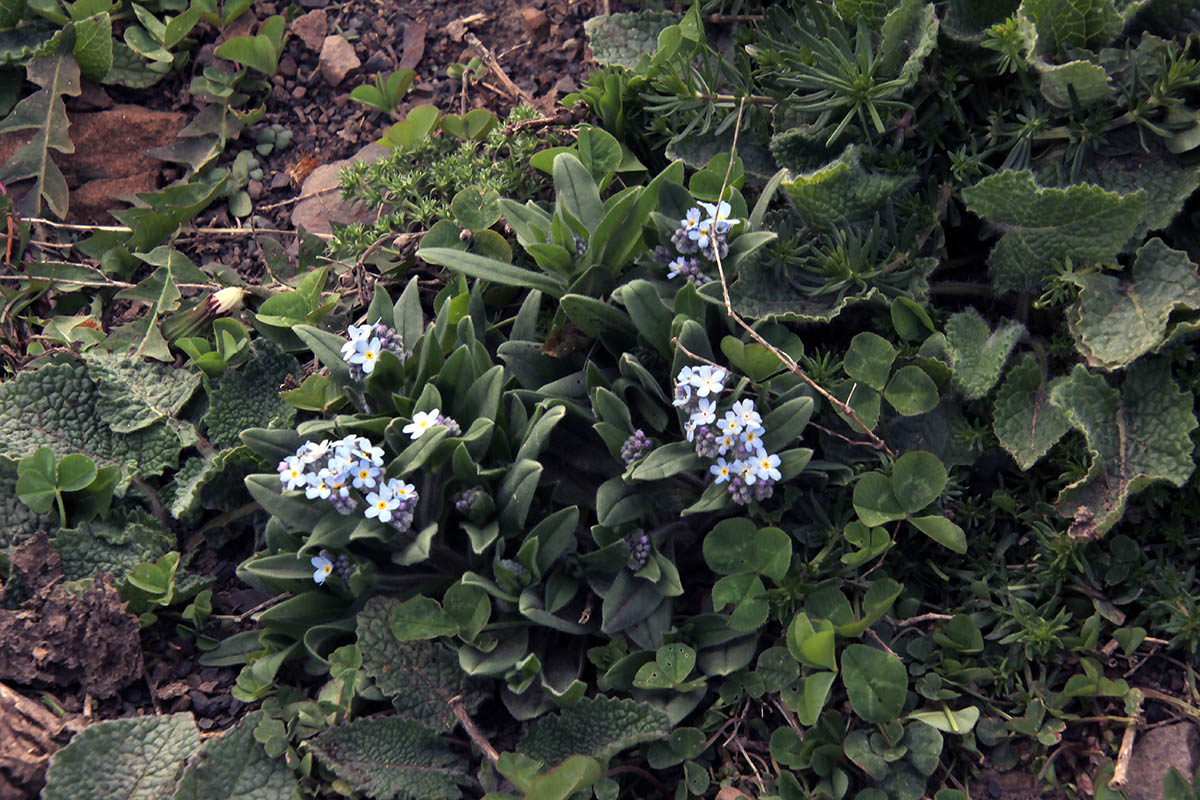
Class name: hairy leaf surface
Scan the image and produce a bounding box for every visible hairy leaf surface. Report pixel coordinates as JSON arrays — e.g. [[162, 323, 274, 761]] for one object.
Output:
[[944, 308, 1024, 399], [992, 354, 1070, 470], [518, 695, 671, 766], [310, 717, 469, 800]]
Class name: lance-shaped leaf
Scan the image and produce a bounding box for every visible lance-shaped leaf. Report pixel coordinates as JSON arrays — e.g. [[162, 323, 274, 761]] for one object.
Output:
[[1049, 360, 1197, 539], [174, 711, 297, 800], [309, 717, 470, 800], [944, 308, 1024, 399], [781, 145, 916, 227], [0, 52, 80, 217], [992, 354, 1070, 470], [1066, 238, 1200, 371], [42, 713, 200, 800], [357, 595, 487, 731], [961, 170, 1146, 293], [105, 266, 183, 363], [85, 351, 201, 433], [518, 696, 671, 766]]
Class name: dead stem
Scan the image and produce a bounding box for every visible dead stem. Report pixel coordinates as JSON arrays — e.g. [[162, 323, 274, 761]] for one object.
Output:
[[448, 695, 499, 767], [464, 32, 535, 106], [1109, 725, 1137, 790], [19, 217, 332, 240]]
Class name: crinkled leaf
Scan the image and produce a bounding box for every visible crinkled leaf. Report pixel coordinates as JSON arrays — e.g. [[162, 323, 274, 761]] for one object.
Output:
[[1022, 0, 1123, 56], [1033, 58, 1112, 108], [944, 308, 1024, 399], [961, 170, 1146, 293], [0, 363, 182, 490], [72, 12, 112, 81], [43, 713, 200, 800], [941, 0, 1019, 40], [518, 696, 671, 766], [309, 718, 469, 800], [0, 52, 79, 217], [1067, 238, 1200, 370], [169, 446, 258, 520], [879, 0, 939, 88], [992, 354, 1071, 470], [204, 339, 299, 449], [85, 351, 201, 433], [52, 507, 173, 581], [174, 711, 298, 800], [781, 145, 915, 227], [1049, 360, 1198, 539], [582, 11, 679, 68], [357, 595, 487, 731]]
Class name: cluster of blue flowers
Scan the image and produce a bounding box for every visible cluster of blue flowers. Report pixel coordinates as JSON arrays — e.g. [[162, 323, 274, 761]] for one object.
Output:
[[340, 322, 408, 380], [674, 364, 782, 505], [654, 200, 740, 286], [277, 434, 420, 571]]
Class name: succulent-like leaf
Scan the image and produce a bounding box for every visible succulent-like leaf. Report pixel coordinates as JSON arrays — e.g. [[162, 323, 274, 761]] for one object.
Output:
[[357, 595, 487, 731], [43, 713, 201, 800], [781, 145, 916, 227], [944, 308, 1024, 399], [204, 339, 299, 449], [582, 11, 679, 68], [991, 354, 1071, 470], [174, 711, 298, 800], [1066, 238, 1200, 371], [85, 351, 202, 433], [0, 363, 183, 490], [309, 717, 469, 800], [0, 52, 80, 217], [518, 695, 671, 766], [1049, 359, 1198, 539], [52, 507, 173, 581], [961, 170, 1146, 293]]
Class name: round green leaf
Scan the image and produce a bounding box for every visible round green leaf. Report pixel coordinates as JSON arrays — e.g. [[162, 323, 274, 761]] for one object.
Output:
[[852, 471, 906, 527], [844, 332, 896, 391], [451, 186, 502, 232], [884, 365, 939, 415], [910, 515, 967, 554], [891, 450, 946, 513], [841, 644, 907, 724], [57, 453, 98, 492]]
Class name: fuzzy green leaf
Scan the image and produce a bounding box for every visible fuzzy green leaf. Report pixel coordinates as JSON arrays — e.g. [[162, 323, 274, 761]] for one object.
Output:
[[0, 52, 79, 217], [204, 339, 298, 449], [1049, 360, 1198, 539], [357, 595, 487, 731], [944, 308, 1024, 399], [961, 170, 1146, 293], [992, 354, 1071, 470], [85, 351, 201, 433], [72, 12, 112, 81], [781, 145, 915, 227], [174, 711, 297, 800], [53, 507, 173, 581], [1033, 59, 1112, 108], [518, 696, 671, 766], [1066, 238, 1200, 371], [43, 713, 200, 800], [879, 0, 939, 88], [309, 718, 469, 800], [0, 363, 182, 490], [582, 11, 679, 69], [1021, 0, 1123, 56]]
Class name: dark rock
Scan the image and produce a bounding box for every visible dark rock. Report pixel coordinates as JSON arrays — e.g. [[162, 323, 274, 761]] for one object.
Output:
[[1122, 723, 1200, 800]]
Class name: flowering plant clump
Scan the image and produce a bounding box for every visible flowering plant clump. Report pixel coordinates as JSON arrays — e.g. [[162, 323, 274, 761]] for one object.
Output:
[[654, 200, 740, 286], [276, 434, 420, 556], [674, 364, 779, 505], [339, 322, 409, 379], [619, 429, 653, 465], [403, 408, 461, 438], [624, 529, 652, 571]]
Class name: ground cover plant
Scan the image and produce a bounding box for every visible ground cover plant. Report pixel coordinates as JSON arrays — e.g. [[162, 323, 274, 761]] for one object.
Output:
[[4, 1, 1200, 799]]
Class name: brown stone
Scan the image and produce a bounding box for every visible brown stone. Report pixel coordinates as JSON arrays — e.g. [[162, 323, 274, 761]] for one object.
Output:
[[520, 7, 549, 38], [291, 142, 389, 235], [1122, 723, 1200, 800], [291, 9, 328, 52], [319, 34, 361, 86]]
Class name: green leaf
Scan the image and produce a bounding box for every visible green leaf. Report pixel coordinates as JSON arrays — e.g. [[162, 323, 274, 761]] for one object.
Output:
[[204, 340, 298, 449], [72, 12, 112, 80], [451, 186, 501, 232], [214, 18, 284, 74], [518, 696, 671, 766], [43, 713, 200, 800], [702, 518, 793, 581], [553, 151, 604, 233], [884, 365, 939, 416], [781, 145, 916, 225], [961, 170, 1146, 293], [56, 452, 96, 492], [1067, 238, 1200, 371], [879, 0, 939, 88], [419, 247, 566, 297], [1049, 360, 1198, 539], [713, 573, 770, 631], [944, 308, 1024, 399], [577, 125, 622, 179], [174, 711, 298, 800], [15, 446, 57, 513], [0, 52, 80, 218], [1021, 0, 1123, 56], [1034, 59, 1112, 108], [108, 265, 182, 362], [907, 705, 980, 735], [853, 471, 906, 527], [391, 595, 460, 641], [844, 332, 896, 392], [891, 450, 946, 513], [309, 717, 469, 800], [910, 515, 967, 553], [85, 351, 201, 433], [357, 595, 487, 731], [787, 613, 838, 671], [992, 354, 1071, 470], [53, 508, 172, 582], [841, 644, 907, 724], [630, 441, 702, 480], [583, 11, 679, 68]]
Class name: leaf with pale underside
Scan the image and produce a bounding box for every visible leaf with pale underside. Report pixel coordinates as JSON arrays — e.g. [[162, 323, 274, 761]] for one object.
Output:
[[1066, 238, 1200, 371], [992, 354, 1070, 470], [1049, 359, 1197, 539]]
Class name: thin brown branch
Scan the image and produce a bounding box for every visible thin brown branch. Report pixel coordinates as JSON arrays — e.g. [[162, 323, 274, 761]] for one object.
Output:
[[19, 217, 332, 239], [210, 592, 290, 623], [449, 695, 499, 767], [464, 33, 535, 106], [607, 765, 665, 792], [256, 185, 340, 211], [887, 612, 954, 629], [702, 97, 896, 457]]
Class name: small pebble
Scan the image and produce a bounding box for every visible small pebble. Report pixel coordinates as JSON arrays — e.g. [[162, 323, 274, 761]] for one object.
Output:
[[292, 85, 307, 99]]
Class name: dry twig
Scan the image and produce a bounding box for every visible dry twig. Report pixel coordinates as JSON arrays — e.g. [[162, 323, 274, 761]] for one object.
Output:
[[464, 33, 535, 106], [448, 695, 499, 767]]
